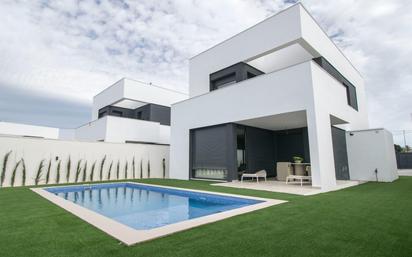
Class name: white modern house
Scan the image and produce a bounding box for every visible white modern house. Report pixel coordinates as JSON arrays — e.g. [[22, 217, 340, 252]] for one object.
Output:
[[75, 78, 187, 144], [0, 3, 398, 190], [169, 3, 397, 190]]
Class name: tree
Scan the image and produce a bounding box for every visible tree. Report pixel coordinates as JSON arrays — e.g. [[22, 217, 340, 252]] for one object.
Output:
[[394, 144, 403, 153]]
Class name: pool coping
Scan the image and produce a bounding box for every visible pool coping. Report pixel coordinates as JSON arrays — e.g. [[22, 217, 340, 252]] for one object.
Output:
[[31, 182, 287, 246]]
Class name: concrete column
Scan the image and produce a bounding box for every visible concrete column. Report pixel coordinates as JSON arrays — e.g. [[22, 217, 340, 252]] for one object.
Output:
[[306, 109, 337, 190]]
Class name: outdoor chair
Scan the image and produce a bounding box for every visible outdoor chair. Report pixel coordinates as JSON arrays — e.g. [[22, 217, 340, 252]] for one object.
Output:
[[276, 162, 292, 181], [241, 170, 267, 183], [286, 164, 312, 186]]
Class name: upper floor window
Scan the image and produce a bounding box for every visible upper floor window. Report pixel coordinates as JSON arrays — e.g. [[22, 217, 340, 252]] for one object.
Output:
[[98, 110, 107, 118], [111, 110, 123, 116], [313, 57, 358, 111], [210, 72, 237, 90], [210, 62, 264, 91], [344, 82, 358, 110], [98, 104, 171, 125]]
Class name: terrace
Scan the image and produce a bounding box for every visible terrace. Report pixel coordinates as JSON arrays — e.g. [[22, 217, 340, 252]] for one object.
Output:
[[212, 179, 363, 196]]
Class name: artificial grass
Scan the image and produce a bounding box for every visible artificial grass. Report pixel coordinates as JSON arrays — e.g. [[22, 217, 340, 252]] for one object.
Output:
[[0, 177, 411, 257]]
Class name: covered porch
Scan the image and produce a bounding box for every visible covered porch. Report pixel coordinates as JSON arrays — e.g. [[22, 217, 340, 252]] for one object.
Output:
[[190, 110, 353, 191]]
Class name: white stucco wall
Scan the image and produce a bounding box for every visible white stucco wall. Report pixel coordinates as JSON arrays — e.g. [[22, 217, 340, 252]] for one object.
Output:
[[310, 63, 369, 131], [75, 118, 108, 142], [188, 4, 302, 98], [307, 61, 369, 188], [58, 128, 76, 141], [92, 78, 187, 120], [104, 116, 169, 144], [299, 4, 363, 89], [123, 79, 187, 108], [0, 135, 169, 187], [188, 4, 363, 100], [75, 116, 170, 144], [346, 129, 398, 182], [92, 79, 125, 120], [0, 122, 60, 139], [171, 62, 314, 180], [170, 59, 369, 189], [159, 125, 171, 144]]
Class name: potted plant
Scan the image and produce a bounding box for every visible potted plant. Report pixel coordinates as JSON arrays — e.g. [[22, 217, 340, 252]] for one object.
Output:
[[293, 156, 303, 164]]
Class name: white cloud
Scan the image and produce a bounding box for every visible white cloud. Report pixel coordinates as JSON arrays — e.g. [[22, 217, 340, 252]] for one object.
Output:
[[0, 0, 411, 139], [0, 0, 288, 102]]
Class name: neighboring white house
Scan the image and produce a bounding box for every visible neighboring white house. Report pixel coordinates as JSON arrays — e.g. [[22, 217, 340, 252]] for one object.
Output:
[[169, 3, 396, 190], [0, 78, 186, 187], [75, 78, 187, 144], [0, 78, 188, 145]]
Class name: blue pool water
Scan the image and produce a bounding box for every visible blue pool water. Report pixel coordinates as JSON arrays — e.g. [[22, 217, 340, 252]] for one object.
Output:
[[46, 183, 262, 230]]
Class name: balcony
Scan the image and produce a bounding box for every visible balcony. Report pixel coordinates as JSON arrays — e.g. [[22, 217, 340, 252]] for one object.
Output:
[[75, 116, 170, 144]]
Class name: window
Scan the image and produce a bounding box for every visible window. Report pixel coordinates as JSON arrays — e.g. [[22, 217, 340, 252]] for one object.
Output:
[[313, 57, 358, 110], [112, 110, 123, 116], [210, 73, 236, 90], [209, 62, 264, 92], [191, 125, 229, 180], [344, 83, 351, 106], [237, 126, 246, 172], [342, 82, 358, 110], [347, 83, 358, 110], [247, 72, 257, 79], [136, 111, 142, 119], [98, 111, 107, 118]]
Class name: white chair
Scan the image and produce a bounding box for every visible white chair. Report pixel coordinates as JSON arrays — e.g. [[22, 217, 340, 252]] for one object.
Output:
[[286, 164, 312, 186], [241, 170, 267, 183]]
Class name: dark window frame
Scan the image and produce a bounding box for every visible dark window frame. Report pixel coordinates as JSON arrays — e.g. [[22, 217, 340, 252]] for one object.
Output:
[[209, 62, 264, 92], [111, 110, 123, 116], [98, 110, 107, 118], [313, 57, 358, 111]]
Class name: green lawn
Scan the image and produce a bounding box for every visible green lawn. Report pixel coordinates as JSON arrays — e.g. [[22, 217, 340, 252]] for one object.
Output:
[[1, 177, 411, 257]]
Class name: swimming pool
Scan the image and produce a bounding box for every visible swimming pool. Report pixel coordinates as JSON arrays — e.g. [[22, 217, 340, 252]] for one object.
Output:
[[45, 183, 262, 230], [33, 182, 285, 245]]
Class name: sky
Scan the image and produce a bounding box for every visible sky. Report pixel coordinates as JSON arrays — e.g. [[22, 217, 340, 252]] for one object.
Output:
[[0, 0, 411, 144]]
